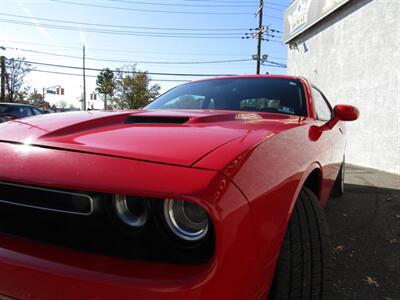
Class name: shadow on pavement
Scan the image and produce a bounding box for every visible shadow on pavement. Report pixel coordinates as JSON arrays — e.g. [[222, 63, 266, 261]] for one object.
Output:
[[325, 165, 400, 300]]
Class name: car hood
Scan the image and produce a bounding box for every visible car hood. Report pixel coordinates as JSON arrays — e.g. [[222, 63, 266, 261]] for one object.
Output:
[[0, 110, 301, 167]]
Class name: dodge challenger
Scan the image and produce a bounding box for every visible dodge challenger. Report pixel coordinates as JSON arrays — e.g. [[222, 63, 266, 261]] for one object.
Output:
[[0, 75, 359, 300]]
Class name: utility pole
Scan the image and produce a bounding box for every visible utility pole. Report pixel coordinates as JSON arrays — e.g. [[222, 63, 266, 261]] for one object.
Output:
[[42, 87, 45, 109], [256, 0, 264, 74], [0, 56, 5, 102], [82, 45, 87, 111]]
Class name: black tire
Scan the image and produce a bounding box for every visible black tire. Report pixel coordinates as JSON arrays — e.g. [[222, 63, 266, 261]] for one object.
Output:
[[268, 187, 333, 300], [332, 160, 345, 197]]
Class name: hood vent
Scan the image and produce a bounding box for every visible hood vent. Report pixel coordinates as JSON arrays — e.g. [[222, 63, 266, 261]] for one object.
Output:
[[126, 116, 190, 124]]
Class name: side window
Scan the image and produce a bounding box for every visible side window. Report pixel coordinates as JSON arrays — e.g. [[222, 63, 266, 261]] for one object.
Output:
[[312, 88, 332, 121], [15, 107, 33, 118], [32, 108, 42, 115]]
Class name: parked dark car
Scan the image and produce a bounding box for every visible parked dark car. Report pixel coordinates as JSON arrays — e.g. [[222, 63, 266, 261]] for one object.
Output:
[[0, 103, 43, 123]]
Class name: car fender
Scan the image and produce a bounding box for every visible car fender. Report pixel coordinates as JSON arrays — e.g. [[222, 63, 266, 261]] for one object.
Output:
[[288, 161, 323, 216]]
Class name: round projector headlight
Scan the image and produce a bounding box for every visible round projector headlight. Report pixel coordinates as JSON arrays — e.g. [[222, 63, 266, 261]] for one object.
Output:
[[112, 195, 148, 228], [163, 199, 209, 241]]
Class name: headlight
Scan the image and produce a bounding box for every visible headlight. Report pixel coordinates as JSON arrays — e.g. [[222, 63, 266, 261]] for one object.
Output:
[[163, 199, 209, 241], [112, 195, 148, 228]]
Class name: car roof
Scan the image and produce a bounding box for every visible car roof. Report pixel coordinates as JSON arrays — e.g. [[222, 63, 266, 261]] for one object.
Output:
[[0, 103, 36, 107], [191, 74, 305, 83]]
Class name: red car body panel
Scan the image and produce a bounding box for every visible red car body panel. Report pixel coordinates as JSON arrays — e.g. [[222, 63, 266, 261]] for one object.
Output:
[[0, 75, 348, 299]]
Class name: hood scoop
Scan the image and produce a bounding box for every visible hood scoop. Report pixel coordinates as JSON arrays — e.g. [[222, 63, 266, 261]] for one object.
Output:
[[125, 116, 189, 124]]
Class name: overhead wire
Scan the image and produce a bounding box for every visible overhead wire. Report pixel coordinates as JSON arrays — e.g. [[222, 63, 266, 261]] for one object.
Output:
[[168, 0, 286, 7], [105, 0, 285, 11], [1, 19, 269, 39], [5, 47, 287, 67], [50, 0, 254, 15], [30, 69, 190, 82], [264, 1, 287, 8], [6, 47, 254, 64], [0, 13, 250, 31], [2, 41, 288, 61], [105, 0, 257, 8], [1, 0, 288, 76], [49, 0, 283, 18], [15, 59, 239, 77], [3, 42, 287, 60]]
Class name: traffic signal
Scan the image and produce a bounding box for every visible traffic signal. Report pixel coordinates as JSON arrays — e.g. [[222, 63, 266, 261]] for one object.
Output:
[[61, 88, 64, 95], [56, 87, 60, 95]]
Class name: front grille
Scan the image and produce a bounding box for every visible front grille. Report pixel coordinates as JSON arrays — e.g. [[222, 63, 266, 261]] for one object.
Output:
[[0, 182, 94, 215], [0, 183, 214, 265]]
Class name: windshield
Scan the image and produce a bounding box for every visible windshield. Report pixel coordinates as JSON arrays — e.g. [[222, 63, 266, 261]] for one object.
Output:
[[146, 78, 307, 116]]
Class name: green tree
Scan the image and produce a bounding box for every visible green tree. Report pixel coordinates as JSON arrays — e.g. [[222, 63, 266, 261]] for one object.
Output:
[[26, 88, 43, 107], [15, 86, 30, 103], [57, 100, 68, 110], [4, 57, 31, 103], [115, 66, 160, 109], [68, 104, 79, 111], [96, 68, 115, 109]]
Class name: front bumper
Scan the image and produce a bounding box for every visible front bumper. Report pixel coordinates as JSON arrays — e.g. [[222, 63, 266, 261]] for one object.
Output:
[[0, 142, 271, 300]]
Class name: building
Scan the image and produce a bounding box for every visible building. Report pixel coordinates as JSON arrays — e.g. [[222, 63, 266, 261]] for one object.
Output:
[[283, 0, 399, 174]]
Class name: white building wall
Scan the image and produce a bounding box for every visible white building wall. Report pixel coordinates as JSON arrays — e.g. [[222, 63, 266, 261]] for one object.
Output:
[[287, 0, 400, 174]]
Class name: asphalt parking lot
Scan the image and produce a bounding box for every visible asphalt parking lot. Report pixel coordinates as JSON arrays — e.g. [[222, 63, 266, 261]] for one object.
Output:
[[326, 165, 400, 300]]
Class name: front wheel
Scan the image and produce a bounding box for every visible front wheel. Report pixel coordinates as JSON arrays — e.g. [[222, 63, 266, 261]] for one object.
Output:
[[269, 187, 333, 300]]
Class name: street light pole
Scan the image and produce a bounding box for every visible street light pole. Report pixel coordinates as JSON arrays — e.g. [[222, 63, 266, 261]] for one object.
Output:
[[0, 46, 6, 102], [42, 87, 45, 109], [82, 45, 87, 111], [0, 56, 5, 102]]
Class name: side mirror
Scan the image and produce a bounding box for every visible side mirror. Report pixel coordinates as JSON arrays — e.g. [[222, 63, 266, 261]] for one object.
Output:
[[309, 104, 359, 141], [333, 104, 359, 121]]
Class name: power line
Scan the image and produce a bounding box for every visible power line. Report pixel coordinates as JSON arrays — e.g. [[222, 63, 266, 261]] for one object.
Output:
[[105, 0, 285, 11], [49, 0, 283, 18], [264, 1, 287, 8], [2, 18, 285, 41], [16, 59, 238, 77], [178, 0, 253, 3], [50, 0, 256, 15], [105, 0, 257, 8], [262, 60, 287, 68], [181, 0, 276, 3], [6, 47, 253, 65], [1, 19, 257, 39], [3, 41, 288, 59], [0, 13, 250, 31], [170, 0, 287, 7], [31, 69, 190, 82]]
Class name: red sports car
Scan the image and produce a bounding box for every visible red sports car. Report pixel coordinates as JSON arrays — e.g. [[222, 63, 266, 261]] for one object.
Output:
[[0, 75, 358, 300]]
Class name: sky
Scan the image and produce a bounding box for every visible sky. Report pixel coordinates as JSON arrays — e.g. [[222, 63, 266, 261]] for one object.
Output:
[[0, 0, 292, 109]]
